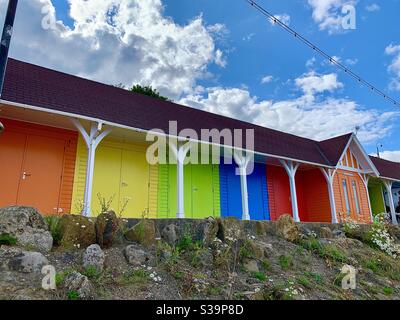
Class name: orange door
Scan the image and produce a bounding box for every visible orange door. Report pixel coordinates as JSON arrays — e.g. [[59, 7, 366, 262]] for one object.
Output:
[[17, 135, 66, 214], [0, 131, 27, 207], [338, 173, 361, 220]]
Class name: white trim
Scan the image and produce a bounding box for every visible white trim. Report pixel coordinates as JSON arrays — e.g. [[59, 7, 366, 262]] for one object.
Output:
[[170, 143, 191, 219], [336, 134, 380, 177], [71, 119, 112, 217], [336, 165, 374, 174], [280, 160, 300, 222], [0, 99, 336, 169], [378, 176, 400, 183], [351, 135, 380, 176], [383, 180, 398, 225], [358, 173, 374, 223], [320, 168, 338, 224], [232, 151, 253, 221]]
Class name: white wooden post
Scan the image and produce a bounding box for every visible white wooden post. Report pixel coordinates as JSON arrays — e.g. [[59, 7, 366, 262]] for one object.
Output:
[[233, 151, 253, 221], [359, 174, 374, 223], [320, 168, 339, 224], [383, 180, 398, 225], [281, 160, 300, 222], [72, 119, 112, 217], [170, 143, 191, 219]]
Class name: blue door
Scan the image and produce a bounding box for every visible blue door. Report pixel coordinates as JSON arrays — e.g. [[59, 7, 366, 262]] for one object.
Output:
[[220, 162, 270, 220]]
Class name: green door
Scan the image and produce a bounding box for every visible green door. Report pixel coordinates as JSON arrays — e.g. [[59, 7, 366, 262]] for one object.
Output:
[[191, 165, 215, 218], [368, 180, 386, 216], [157, 164, 220, 219]]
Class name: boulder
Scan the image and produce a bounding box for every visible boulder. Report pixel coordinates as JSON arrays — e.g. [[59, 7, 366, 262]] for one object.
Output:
[[58, 215, 96, 250], [243, 259, 259, 273], [95, 211, 121, 249], [332, 229, 346, 239], [7, 250, 49, 273], [276, 215, 300, 243], [124, 245, 149, 266], [161, 224, 178, 247], [125, 220, 156, 247], [248, 240, 273, 259], [83, 244, 105, 272], [64, 272, 93, 299], [195, 249, 214, 268], [320, 227, 334, 239], [216, 217, 244, 243], [199, 218, 219, 247], [0, 206, 53, 252]]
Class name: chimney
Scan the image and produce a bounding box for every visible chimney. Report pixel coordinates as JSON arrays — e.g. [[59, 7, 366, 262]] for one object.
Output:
[[0, 0, 18, 99]]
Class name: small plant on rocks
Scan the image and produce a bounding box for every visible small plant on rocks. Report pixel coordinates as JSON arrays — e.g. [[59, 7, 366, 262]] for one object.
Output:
[[0, 234, 17, 246], [368, 213, 400, 259], [338, 212, 360, 234]]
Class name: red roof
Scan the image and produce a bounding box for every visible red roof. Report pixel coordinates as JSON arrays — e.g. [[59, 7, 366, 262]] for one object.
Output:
[[317, 133, 353, 165], [2, 58, 354, 167], [370, 156, 400, 181]]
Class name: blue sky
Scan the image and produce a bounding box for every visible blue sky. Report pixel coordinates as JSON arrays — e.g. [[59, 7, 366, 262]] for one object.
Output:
[[1, 0, 400, 159]]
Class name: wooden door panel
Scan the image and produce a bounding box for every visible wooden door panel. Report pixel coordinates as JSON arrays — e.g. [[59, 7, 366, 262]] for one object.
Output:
[[120, 149, 150, 218], [191, 165, 214, 219], [17, 135, 65, 214], [0, 131, 26, 207], [91, 146, 122, 215]]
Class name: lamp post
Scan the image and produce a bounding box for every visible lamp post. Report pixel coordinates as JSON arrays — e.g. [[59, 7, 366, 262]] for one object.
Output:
[[376, 143, 383, 158], [0, 0, 19, 98]]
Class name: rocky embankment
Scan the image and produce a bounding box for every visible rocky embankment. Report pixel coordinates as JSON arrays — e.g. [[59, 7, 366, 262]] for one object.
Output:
[[0, 206, 400, 300]]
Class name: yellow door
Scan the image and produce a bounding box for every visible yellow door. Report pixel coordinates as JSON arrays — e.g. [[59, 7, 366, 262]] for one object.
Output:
[[91, 146, 122, 215], [119, 149, 150, 218]]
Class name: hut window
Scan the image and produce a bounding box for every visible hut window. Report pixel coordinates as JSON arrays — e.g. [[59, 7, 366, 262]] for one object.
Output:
[[352, 181, 361, 215], [342, 179, 351, 214]]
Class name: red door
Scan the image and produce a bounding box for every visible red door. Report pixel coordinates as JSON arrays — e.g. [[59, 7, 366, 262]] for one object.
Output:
[[0, 132, 66, 214]]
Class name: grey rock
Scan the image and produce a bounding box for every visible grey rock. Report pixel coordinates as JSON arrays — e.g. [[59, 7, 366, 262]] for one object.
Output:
[[198, 217, 219, 247], [124, 245, 149, 266], [8, 251, 49, 273], [0, 206, 53, 252], [243, 259, 259, 273], [161, 224, 178, 246], [332, 229, 346, 238], [83, 244, 105, 272], [96, 211, 121, 249], [64, 272, 93, 299], [276, 215, 300, 243], [161, 250, 172, 260], [319, 227, 334, 239]]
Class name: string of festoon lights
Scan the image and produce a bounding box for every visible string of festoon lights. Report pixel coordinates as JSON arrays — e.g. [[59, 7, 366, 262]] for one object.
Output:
[[245, 0, 400, 108]]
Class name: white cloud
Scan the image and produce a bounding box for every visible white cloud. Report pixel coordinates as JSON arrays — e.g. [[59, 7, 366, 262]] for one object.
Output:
[[269, 14, 291, 26], [306, 57, 316, 68], [0, 0, 227, 99], [261, 75, 273, 84], [385, 44, 400, 91], [215, 49, 227, 68], [308, 0, 358, 34], [295, 72, 343, 95], [180, 73, 399, 144], [372, 151, 400, 163], [242, 33, 255, 42], [345, 58, 358, 65], [365, 3, 380, 12]]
